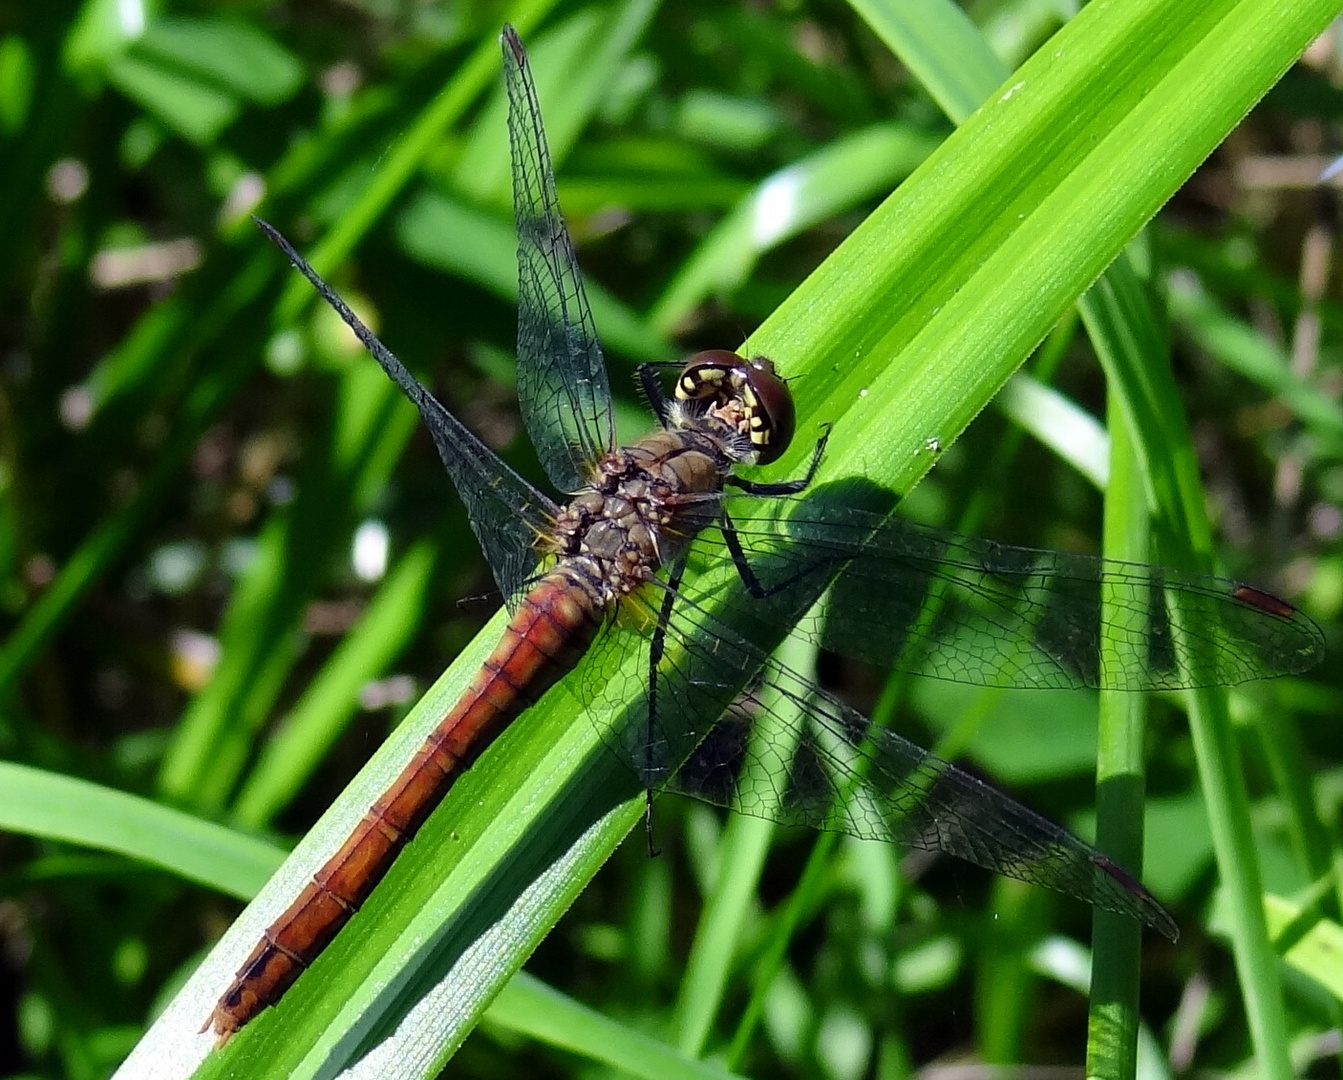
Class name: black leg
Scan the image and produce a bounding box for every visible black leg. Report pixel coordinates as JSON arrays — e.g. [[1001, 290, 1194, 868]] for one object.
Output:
[[720, 505, 840, 600], [727, 425, 830, 496], [644, 795, 658, 859], [719, 506, 769, 597], [638, 363, 675, 427], [643, 555, 688, 857]]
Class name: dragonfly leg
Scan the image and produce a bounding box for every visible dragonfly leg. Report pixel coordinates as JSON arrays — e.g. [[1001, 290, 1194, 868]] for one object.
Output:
[[643, 555, 689, 856], [638, 363, 676, 427], [718, 505, 843, 601], [726, 425, 830, 496], [644, 794, 659, 858]]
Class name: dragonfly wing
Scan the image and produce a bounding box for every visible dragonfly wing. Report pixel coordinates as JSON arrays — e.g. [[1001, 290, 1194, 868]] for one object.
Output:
[[256, 219, 557, 606], [412, 386, 557, 606], [579, 563, 1176, 937], [503, 26, 614, 495], [719, 488, 1325, 690], [677, 657, 1178, 939]]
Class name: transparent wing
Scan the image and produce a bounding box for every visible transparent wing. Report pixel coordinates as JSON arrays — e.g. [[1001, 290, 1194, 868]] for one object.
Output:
[[502, 25, 614, 495], [716, 486, 1324, 690], [574, 573, 1177, 939], [256, 219, 557, 606]]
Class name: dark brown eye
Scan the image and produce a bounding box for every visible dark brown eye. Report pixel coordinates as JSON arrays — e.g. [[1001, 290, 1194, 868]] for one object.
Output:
[[676, 350, 795, 465], [741, 357, 794, 464]]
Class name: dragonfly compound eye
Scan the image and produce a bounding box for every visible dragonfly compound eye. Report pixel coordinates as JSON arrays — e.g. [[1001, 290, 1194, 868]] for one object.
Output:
[[676, 350, 795, 465]]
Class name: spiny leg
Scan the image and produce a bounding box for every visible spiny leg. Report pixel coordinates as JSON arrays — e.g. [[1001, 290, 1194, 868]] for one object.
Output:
[[643, 555, 689, 856]]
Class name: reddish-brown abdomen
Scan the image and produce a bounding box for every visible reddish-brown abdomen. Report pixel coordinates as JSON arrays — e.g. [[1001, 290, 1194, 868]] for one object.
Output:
[[207, 572, 603, 1042]]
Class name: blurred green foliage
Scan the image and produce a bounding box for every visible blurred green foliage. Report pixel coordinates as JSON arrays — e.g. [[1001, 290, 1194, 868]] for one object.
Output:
[[0, 2, 1341, 1079]]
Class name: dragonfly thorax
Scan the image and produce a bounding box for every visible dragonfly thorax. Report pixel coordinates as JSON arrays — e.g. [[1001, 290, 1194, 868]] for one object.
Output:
[[672, 350, 795, 466], [545, 432, 729, 603]]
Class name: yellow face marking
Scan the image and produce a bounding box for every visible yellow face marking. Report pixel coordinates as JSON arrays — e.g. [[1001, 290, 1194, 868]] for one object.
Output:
[[678, 357, 779, 461], [679, 365, 739, 403]]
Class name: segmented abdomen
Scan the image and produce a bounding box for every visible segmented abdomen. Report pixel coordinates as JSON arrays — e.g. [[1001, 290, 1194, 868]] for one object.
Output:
[[207, 571, 604, 1041]]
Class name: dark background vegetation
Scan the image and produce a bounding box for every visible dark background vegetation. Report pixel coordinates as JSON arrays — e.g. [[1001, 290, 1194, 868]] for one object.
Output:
[[1, 2, 1341, 1078]]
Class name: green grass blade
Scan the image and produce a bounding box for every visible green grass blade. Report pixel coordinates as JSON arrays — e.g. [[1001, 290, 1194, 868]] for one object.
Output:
[[1168, 276, 1343, 438], [0, 762, 282, 901], [648, 124, 940, 335], [670, 632, 816, 1057], [1084, 258, 1300, 1080], [752, 0, 1342, 497], [0, 253, 277, 704], [157, 360, 415, 810], [271, 0, 566, 321], [230, 541, 439, 829], [850, 0, 1006, 121], [1085, 392, 1152, 1080], [486, 972, 746, 1080]]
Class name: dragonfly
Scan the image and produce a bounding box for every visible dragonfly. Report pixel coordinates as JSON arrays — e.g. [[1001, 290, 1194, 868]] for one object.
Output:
[[208, 25, 1325, 1043]]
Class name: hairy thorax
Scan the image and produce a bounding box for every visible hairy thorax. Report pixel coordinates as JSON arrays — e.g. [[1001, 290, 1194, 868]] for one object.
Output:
[[544, 429, 729, 604]]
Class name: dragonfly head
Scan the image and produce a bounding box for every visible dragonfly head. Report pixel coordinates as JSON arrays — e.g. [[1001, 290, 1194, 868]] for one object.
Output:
[[675, 351, 795, 465]]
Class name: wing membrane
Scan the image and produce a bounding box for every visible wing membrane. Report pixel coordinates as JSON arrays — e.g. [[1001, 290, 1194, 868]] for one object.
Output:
[[574, 569, 1177, 938], [503, 25, 614, 494], [718, 491, 1324, 690], [256, 219, 556, 605]]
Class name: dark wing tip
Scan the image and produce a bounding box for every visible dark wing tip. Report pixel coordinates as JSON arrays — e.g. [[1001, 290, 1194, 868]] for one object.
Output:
[[1229, 583, 1328, 674], [501, 23, 525, 64], [1091, 853, 1180, 942], [252, 215, 282, 248], [252, 217, 309, 283]]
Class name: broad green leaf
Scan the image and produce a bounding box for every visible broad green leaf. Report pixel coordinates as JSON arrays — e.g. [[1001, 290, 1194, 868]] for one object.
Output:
[[0, 762, 281, 901]]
